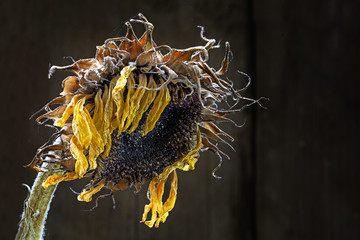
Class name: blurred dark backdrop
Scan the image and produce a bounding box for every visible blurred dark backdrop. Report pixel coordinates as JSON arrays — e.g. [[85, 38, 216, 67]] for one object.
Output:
[[1, 0, 359, 239]]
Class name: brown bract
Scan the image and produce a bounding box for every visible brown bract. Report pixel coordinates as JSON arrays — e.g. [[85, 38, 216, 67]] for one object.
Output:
[[29, 13, 253, 228]]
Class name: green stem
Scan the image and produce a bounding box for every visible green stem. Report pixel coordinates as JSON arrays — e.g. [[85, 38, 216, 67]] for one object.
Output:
[[16, 163, 61, 240]]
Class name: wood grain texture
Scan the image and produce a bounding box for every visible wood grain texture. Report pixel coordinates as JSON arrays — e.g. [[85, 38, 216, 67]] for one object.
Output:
[[254, 0, 360, 239]]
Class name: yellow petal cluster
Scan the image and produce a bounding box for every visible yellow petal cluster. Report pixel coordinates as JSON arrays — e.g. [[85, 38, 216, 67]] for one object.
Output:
[[141, 170, 178, 228], [42, 65, 173, 191]]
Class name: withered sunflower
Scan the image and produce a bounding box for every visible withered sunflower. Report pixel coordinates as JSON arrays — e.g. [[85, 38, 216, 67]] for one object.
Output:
[[29, 14, 258, 228]]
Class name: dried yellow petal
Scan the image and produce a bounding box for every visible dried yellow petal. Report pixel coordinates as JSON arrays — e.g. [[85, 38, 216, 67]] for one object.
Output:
[[42, 172, 78, 188], [118, 72, 136, 132], [128, 75, 157, 133], [70, 135, 88, 177], [54, 94, 86, 127], [78, 181, 105, 202], [141, 170, 178, 228], [157, 170, 177, 226], [72, 98, 92, 149], [142, 79, 171, 136], [124, 73, 147, 130], [112, 65, 136, 132]]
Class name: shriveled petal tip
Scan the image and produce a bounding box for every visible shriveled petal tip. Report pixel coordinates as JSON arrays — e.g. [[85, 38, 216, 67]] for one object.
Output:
[[157, 170, 178, 227], [77, 181, 105, 202], [42, 172, 78, 188], [50, 58, 100, 76], [141, 170, 178, 228], [31, 166, 44, 172]]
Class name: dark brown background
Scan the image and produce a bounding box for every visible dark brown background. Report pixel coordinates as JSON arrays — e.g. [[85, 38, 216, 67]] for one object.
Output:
[[1, 0, 359, 239]]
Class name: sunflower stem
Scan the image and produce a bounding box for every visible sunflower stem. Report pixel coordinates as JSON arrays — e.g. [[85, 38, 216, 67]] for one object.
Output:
[[16, 163, 62, 240]]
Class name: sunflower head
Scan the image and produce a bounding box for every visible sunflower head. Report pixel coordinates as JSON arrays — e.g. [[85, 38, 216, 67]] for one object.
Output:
[[29, 14, 259, 228]]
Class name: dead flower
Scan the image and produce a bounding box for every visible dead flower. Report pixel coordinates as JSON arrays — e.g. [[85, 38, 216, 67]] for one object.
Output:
[[29, 14, 262, 228]]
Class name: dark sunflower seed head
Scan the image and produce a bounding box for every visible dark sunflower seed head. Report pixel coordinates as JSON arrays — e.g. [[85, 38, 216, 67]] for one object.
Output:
[[96, 92, 203, 191]]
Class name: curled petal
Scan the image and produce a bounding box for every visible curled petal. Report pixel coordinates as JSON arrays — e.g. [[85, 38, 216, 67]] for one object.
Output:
[[42, 172, 78, 188], [78, 181, 106, 202], [216, 42, 231, 75], [119, 22, 143, 61], [49, 58, 100, 76], [54, 94, 87, 128], [141, 170, 178, 228]]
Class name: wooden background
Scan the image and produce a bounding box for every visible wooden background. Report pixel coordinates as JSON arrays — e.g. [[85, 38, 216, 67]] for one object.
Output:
[[1, 0, 359, 239]]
